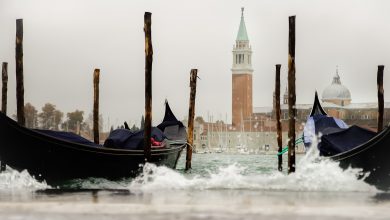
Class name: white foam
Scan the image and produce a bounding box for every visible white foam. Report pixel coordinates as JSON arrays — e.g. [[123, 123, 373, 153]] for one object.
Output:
[[0, 166, 49, 190], [129, 150, 376, 192], [0, 137, 377, 193]]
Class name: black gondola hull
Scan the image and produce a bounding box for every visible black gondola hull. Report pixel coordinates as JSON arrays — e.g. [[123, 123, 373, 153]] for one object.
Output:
[[0, 112, 185, 183], [309, 92, 390, 190], [330, 127, 390, 190]]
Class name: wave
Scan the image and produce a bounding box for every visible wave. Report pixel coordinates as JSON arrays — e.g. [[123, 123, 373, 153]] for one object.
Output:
[[0, 167, 49, 190], [0, 144, 377, 192], [129, 146, 376, 192]]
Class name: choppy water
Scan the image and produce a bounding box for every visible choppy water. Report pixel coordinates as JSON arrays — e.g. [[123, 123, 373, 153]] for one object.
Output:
[[0, 152, 389, 219]]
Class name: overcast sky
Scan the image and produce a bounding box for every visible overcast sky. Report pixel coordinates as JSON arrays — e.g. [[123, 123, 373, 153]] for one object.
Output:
[[0, 0, 389, 130]]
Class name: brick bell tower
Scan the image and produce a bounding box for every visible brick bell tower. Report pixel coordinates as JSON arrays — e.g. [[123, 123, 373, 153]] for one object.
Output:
[[232, 7, 253, 129]]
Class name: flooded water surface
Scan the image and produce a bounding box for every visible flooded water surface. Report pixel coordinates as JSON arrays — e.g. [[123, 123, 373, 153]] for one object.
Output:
[[0, 153, 389, 220]]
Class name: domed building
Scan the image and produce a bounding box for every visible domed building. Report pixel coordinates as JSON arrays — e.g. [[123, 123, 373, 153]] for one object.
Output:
[[191, 7, 390, 153], [266, 66, 390, 132], [322, 69, 351, 106]]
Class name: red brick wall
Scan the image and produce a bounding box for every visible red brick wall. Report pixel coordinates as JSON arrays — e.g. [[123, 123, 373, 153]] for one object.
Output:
[[232, 73, 252, 128]]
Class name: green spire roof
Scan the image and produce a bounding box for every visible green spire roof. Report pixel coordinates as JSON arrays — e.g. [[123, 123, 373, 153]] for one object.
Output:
[[236, 7, 249, 41]]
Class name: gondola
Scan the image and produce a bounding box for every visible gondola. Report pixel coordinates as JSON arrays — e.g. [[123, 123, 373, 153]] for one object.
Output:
[[308, 92, 390, 190], [0, 101, 187, 184]]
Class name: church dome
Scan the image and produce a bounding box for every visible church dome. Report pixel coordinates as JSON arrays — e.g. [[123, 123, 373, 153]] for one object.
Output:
[[322, 69, 351, 103]]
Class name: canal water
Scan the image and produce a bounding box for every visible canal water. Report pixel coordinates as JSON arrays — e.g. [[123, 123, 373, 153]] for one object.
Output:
[[0, 151, 389, 219]]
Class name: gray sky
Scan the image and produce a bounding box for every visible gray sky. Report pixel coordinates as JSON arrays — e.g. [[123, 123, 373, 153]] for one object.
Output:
[[1, 0, 389, 130]]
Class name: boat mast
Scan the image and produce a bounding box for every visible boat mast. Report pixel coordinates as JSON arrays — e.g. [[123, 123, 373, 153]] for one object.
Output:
[[225, 113, 228, 151], [207, 112, 210, 152]]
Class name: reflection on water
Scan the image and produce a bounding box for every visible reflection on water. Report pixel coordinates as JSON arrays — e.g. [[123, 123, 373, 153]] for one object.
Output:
[[0, 154, 389, 219]]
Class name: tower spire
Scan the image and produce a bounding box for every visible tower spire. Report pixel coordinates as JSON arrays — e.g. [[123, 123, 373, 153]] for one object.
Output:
[[232, 7, 252, 70], [236, 7, 249, 41]]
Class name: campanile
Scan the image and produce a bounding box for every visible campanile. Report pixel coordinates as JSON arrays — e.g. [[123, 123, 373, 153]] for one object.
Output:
[[232, 7, 253, 129]]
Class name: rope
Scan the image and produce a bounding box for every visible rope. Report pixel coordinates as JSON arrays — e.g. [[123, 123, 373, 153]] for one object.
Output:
[[276, 136, 304, 156]]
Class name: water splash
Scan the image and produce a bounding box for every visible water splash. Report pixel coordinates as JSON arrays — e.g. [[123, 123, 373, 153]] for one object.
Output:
[[129, 155, 376, 192], [0, 143, 377, 193], [0, 166, 49, 190]]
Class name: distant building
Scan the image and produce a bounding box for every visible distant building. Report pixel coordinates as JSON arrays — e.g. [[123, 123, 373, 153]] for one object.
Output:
[[231, 7, 253, 129], [274, 70, 390, 132], [229, 8, 390, 133], [190, 8, 390, 153], [321, 67, 351, 106]]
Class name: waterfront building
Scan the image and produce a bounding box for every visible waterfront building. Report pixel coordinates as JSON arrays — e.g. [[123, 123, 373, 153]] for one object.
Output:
[[231, 7, 253, 130], [190, 8, 390, 153]]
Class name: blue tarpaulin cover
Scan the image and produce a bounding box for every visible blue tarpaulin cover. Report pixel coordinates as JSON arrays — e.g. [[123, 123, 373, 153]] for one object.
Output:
[[303, 114, 348, 148], [303, 114, 376, 156], [103, 127, 166, 150], [318, 125, 376, 156], [35, 127, 168, 150], [34, 129, 100, 147], [103, 102, 186, 149], [32, 101, 186, 150]]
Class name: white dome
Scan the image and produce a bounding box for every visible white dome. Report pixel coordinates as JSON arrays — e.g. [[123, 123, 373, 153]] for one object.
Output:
[[322, 84, 351, 100], [322, 71, 351, 101]]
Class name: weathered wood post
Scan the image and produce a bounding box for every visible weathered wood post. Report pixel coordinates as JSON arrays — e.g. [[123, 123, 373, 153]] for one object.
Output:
[[275, 64, 283, 171], [144, 12, 153, 162], [76, 121, 80, 135], [16, 19, 25, 126], [186, 69, 198, 171], [1, 62, 7, 172], [2, 62, 8, 114], [0, 161, 5, 172], [377, 65, 385, 132], [287, 16, 296, 174], [93, 68, 100, 144]]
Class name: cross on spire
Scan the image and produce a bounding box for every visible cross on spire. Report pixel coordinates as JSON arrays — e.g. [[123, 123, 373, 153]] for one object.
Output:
[[333, 65, 341, 84]]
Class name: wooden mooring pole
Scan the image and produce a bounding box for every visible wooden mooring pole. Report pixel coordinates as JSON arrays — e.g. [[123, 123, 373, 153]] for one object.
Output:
[[1, 62, 7, 172], [186, 69, 198, 171], [93, 68, 100, 144], [275, 64, 283, 172], [16, 19, 25, 126], [287, 16, 296, 174], [377, 65, 385, 132], [144, 12, 153, 162], [2, 62, 8, 114]]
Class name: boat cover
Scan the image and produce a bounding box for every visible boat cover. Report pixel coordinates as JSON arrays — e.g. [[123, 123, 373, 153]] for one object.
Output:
[[34, 129, 100, 147], [318, 125, 376, 156], [32, 101, 186, 150], [303, 114, 348, 148], [303, 114, 376, 156], [103, 101, 186, 149], [103, 127, 166, 150]]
